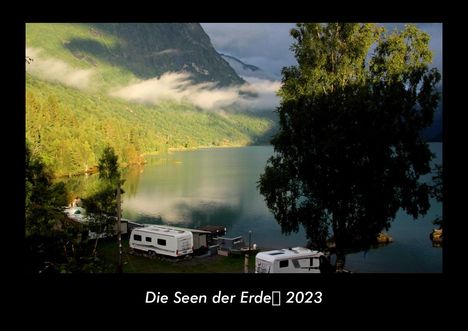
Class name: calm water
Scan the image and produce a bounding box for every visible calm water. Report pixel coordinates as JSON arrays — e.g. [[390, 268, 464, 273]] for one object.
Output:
[[122, 146, 307, 249], [120, 144, 442, 273], [65, 144, 443, 272], [346, 143, 442, 273]]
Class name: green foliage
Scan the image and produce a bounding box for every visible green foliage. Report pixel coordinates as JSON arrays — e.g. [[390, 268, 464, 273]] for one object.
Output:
[[26, 143, 114, 273], [85, 146, 121, 230], [82, 183, 118, 238], [83, 182, 117, 217], [25, 143, 68, 238], [26, 23, 135, 90], [25, 23, 275, 178], [259, 23, 441, 267], [98, 146, 120, 182], [26, 75, 274, 178], [81, 147, 125, 259], [26, 143, 89, 273]]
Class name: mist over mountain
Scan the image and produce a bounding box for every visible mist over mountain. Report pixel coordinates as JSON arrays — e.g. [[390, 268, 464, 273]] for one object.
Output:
[[220, 53, 279, 81], [93, 23, 246, 86], [63, 23, 244, 87], [26, 23, 282, 112], [25, 23, 276, 177]]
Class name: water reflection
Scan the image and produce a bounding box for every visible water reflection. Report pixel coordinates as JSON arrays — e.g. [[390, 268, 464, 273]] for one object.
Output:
[[58, 144, 442, 272], [119, 147, 308, 248], [123, 165, 144, 198]]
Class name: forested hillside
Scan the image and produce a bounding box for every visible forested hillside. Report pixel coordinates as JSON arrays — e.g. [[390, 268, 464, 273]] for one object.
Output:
[[26, 75, 275, 177], [26, 23, 276, 177]]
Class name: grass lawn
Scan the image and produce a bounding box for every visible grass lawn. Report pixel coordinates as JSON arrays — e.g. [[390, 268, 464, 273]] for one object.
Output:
[[96, 237, 256, 273]]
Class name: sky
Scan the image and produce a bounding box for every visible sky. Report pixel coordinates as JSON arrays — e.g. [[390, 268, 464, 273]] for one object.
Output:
[[201, 23, 443, 78]]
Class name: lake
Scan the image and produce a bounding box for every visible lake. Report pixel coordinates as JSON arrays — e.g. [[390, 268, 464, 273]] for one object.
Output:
[[121, 144, 442, 273], [64, 143, 443, 273]]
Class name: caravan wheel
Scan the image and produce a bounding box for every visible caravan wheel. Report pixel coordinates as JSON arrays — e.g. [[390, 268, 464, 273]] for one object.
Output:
[[147, 250, 156, 258]]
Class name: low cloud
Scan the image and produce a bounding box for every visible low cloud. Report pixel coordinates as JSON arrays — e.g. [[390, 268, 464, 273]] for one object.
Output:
[[26, 47, 94, 90], [110, 72, 281, 111], [237, 77, 281, 110], [26, 47, 282, 111]]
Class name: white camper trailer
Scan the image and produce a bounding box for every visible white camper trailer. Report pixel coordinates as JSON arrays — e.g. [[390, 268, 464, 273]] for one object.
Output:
[[255, 247, 327, 273], [129, 225, 193, 257], [146, 225, 210, 253]]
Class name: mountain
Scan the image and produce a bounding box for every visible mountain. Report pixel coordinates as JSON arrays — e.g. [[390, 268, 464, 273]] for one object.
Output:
[[220, 53, 279, 81], [26, 74, 274, 177], [25, 23, 274, 177], [26, 23, 245, 87]]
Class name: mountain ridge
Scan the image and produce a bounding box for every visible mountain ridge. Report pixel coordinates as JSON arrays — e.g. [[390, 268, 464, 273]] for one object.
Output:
[[25, 23, 276, 177], [26, 23, 245, 88], [220, 53, 279, 81]]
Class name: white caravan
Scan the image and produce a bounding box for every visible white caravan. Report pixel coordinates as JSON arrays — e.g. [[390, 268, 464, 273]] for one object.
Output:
[[129, 225, 193, 257], [255, 247, 326, 273]]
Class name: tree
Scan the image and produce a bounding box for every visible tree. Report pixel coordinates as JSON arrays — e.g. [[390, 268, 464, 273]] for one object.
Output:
[[26, 143, 68, 239], [82, 183, 117, 254], [25, 143, 90, 273], [98, 146, 120, 181], [74, 140, 96, 173], [26, 142, 112, 273], [83, 146, 125, 272], [258, 23, 441, 271]]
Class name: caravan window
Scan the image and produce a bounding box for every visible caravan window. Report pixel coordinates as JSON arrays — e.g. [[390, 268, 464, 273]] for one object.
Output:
[[145, 237, 152, 242], [279, 260, 289, 268], [134, 234, 142, 241], [157, 238, 167, 246]]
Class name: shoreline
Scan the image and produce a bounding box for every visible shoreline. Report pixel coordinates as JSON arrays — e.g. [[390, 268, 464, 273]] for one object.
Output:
[[54, 141, 438, 179], [169, 144, 245, 152], [53, 143, 272, 179]]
